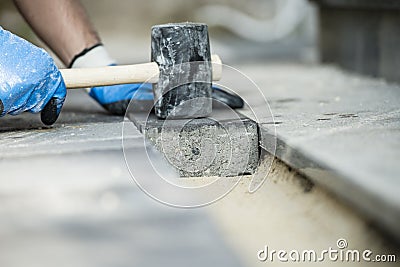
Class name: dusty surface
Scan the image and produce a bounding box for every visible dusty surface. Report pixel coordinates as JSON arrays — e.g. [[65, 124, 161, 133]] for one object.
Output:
[[0, 89, 398, 267], [0, 64, 399, 266], [0, 91, 245, 267], [0, 151, 246, 267]]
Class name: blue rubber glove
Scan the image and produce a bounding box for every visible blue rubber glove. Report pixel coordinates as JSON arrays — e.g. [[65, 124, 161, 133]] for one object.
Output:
[[0, 27, 66, 125], [89, 83, 244, 116], [89, 82, 154, 116]]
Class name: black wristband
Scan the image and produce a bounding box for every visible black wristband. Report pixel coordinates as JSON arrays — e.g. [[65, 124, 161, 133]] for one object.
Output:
[[68, 43, 103, 68]]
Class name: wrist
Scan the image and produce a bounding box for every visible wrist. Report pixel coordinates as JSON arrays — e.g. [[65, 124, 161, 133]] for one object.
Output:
[[69, 44, 116, 68]]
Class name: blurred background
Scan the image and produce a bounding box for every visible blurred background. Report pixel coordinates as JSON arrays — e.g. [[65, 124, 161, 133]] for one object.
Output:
[[1, 1, 400, 267], [0, 0, 318, 64], [2, 0, 398, 82]]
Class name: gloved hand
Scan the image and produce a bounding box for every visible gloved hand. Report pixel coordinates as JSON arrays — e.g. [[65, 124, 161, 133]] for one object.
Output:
[[70, 44, 244, 116], [89, 83, 154, 116], [0, 27, 66, 125], [89, 83, 244, 116]]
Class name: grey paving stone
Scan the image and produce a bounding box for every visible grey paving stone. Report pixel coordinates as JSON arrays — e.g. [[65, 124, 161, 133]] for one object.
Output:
[[127, 101, 259, 177]]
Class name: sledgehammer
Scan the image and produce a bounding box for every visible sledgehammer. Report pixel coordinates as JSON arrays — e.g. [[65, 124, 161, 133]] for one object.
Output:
[[60, 23, 221, 119]]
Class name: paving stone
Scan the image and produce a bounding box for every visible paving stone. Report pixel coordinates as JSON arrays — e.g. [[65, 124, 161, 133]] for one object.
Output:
[[127, 101, 259, 177]]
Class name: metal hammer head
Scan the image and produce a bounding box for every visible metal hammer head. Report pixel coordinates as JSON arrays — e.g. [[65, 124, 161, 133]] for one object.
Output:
[[151, 23, 212, 119]]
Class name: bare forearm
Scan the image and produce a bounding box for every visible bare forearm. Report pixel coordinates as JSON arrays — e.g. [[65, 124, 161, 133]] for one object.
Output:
[[13, 0, 101, 66]]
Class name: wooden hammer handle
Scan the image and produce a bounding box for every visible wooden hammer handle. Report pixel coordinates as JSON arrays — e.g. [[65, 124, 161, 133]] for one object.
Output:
[[60, 54, 222, 89]]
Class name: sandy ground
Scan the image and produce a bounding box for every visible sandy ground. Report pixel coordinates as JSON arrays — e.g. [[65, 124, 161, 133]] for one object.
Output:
[[206, 158, 400, 266]]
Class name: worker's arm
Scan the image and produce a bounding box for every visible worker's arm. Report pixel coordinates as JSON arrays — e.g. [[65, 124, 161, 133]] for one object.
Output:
[[13, 0, 100, 66], [0, 27, 66, 125]]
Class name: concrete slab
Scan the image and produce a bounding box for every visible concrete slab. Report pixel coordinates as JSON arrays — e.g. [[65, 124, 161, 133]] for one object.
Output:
[[233, 63, 400, 240]]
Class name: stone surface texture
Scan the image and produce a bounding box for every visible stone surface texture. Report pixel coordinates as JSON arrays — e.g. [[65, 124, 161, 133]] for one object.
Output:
[[128, 102, 259, 177]]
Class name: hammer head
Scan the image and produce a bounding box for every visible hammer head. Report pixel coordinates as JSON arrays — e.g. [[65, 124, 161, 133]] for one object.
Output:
[[151, 23, 212, 119]]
